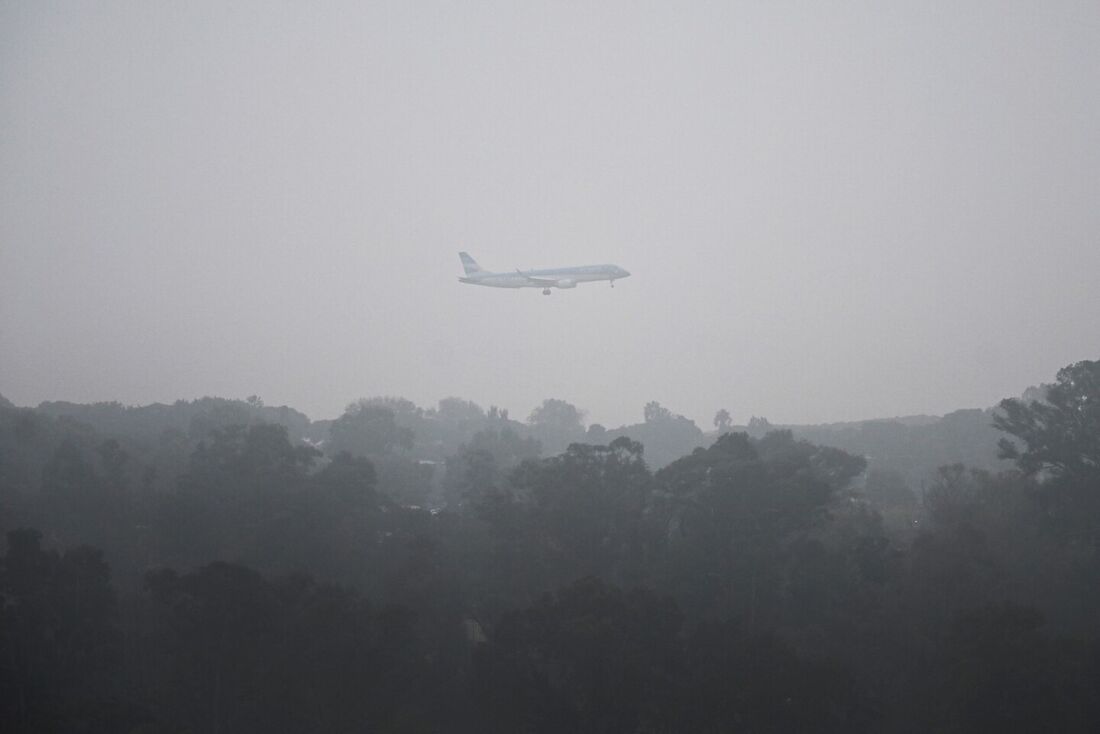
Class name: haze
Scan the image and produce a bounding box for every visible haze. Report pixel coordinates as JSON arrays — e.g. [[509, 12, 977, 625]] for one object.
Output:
[[3, 1, 1098, 426]]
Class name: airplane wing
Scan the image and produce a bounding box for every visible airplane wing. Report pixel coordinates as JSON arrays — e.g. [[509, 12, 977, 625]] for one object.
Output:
[[516, 269, 557, 286]]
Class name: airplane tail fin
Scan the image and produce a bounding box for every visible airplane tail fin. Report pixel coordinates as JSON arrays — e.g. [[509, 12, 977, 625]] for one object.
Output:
[[458, 252, 483, 275]]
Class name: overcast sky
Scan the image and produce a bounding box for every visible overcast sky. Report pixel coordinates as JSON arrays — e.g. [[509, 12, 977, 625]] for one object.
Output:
[[2, 1, 1098, 428]]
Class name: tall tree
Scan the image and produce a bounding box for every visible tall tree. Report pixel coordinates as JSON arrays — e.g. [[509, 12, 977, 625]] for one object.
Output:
[[994, 359, 1100, 479], [643, 401, 672, 424], [511, 437, 656, 587], [655, 431, 866, 624], [527, 399, 586, 455], [329, 403, 415, 458], [0, 529, 130, 732]]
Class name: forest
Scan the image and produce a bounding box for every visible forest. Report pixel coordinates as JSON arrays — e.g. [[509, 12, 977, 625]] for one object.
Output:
[[1, 359, 1098, 733]]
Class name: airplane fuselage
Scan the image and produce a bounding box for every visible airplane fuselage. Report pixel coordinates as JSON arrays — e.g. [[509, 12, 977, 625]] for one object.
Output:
[[458, 255, 630, 293]]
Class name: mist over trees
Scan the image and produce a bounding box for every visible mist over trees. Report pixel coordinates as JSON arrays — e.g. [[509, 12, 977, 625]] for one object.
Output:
[[2, 360, 1100, 731]]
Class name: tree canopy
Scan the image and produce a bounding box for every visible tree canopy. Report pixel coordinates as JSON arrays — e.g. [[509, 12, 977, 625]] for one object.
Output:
[[994, 359, 1100, 479]]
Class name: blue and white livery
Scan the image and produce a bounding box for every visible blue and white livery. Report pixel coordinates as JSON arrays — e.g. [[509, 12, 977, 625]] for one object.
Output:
[[457, 252, 630, 295]]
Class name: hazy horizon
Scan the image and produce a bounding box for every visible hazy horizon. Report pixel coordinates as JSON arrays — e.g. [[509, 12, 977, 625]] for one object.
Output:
[[0, 384, 1006, 429], [4, 1, 1098, 429]]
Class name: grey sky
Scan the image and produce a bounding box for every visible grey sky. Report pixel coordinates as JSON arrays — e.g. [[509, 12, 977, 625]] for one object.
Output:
[[2, 1, 1098, 428]]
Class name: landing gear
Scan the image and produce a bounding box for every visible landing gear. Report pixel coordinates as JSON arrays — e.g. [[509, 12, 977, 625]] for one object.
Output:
[[610, 279, 615, 288], [542, 288, 551, 295]]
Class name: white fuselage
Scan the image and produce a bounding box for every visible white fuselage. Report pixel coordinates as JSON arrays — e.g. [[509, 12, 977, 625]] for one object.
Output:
[[459, 263, 631, 290]]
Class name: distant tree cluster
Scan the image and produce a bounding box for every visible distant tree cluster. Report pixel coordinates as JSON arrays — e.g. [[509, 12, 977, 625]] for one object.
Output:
[[2, 360, 1099, 731]]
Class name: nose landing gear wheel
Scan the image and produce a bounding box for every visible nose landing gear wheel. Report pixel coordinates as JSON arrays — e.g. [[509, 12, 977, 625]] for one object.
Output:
[[542, 288, 551, 295]]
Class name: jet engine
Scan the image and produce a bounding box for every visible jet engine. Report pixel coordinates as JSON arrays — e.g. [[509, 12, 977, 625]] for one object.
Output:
[[556, 279, 577, 289]]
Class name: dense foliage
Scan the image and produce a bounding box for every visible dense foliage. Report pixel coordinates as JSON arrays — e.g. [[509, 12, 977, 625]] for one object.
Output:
[[2, 361, 1099, 732]]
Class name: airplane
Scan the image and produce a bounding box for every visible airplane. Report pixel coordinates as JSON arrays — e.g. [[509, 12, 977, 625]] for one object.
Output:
[[457, 252, 630, 295]]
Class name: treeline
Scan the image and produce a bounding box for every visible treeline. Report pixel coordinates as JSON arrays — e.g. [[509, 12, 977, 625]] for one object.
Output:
[[23, 389, 1011, 495], [1, 360, 1099, 732]]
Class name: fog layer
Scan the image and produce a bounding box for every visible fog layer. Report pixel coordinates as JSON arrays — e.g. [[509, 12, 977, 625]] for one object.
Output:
[[3, 1, 1099, 425]]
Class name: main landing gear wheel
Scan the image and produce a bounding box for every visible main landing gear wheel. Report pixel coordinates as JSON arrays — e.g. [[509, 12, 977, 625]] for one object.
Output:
[[542, 288, 551, 295]]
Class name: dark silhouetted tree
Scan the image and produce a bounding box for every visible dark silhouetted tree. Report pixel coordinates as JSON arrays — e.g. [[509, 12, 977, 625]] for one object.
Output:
[[474, 577, 681, 734], [0, 528, 133, 732], [994, 359, 1100, 479]]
